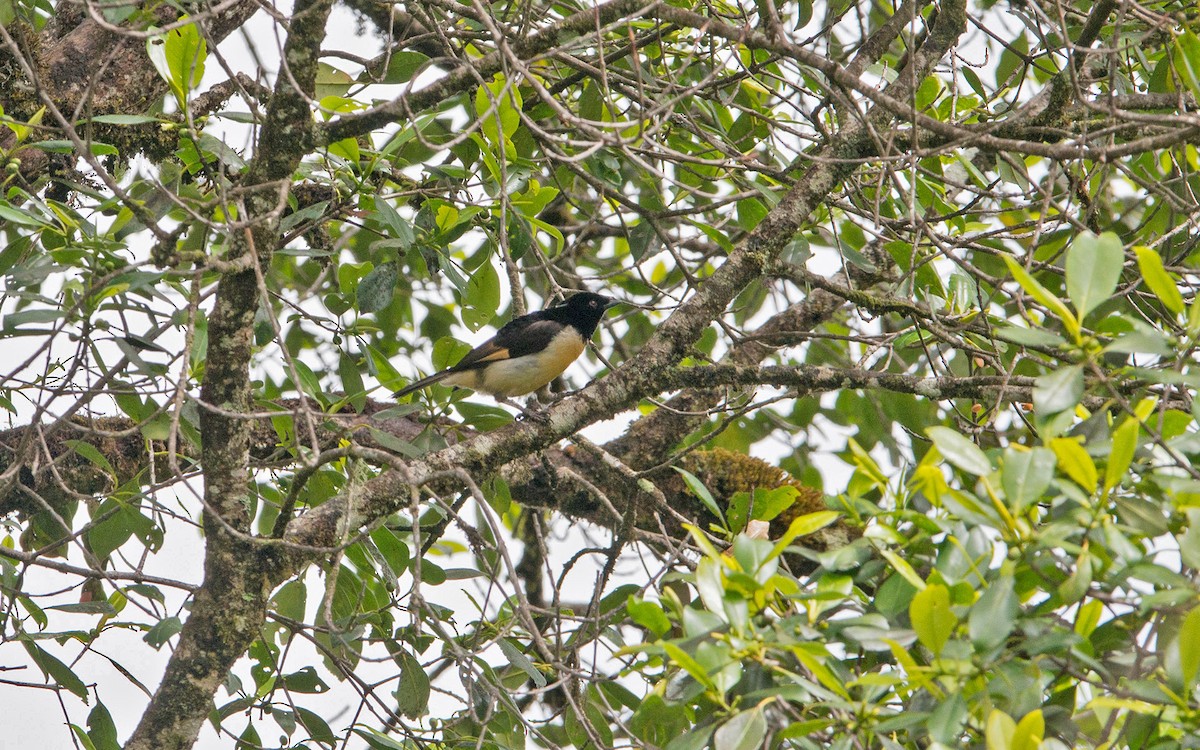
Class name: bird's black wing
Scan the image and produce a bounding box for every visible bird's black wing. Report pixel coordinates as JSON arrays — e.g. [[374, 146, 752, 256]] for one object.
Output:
[[495, 315, 565, 358], [448, 312, 563, 372]]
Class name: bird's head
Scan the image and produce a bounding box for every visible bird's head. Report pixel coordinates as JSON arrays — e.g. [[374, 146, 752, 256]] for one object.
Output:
[[562, 291, 618, 314], [554, 291, 620, 335]]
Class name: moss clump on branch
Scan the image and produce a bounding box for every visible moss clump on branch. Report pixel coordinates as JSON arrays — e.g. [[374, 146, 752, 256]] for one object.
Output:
[[673, 447, 858, 552]]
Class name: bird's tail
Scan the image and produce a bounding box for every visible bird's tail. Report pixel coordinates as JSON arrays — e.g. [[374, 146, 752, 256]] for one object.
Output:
[[394, 370, 452, 398]]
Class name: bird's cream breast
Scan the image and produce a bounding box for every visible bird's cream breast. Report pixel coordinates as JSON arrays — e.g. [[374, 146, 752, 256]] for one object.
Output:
[[472, 329, 586, 397]]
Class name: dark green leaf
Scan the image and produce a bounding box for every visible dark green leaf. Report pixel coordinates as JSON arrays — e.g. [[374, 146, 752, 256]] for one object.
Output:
[[1066, 231, 1124, 319], [24, 641, 89, 699], [357, 261, 399, 313], [338, 350, 367, 412], [969, 575, 1017, 649], [394, 650, 430, 718], [927, 427, 992, 476], [673, 467, 725, 527], [296, 705, 337, 746], [47, 601, 118, 616], [497, 638, 546, 687], [713, 705, 766, 750], [461, 260, 500, 331], [1033, 364, 1084, 417], [1001, 447, 1056, 512], [87, 702, 120, 750], [271, 580, 307, 621], [627, 596, 672, 637], [144, 616, 183, 649]]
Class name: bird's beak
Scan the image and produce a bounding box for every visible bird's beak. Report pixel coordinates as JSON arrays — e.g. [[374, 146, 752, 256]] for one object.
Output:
[[602, 297, 623, 310]]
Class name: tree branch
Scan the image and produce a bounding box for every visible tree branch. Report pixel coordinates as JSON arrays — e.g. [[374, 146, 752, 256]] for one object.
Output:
[[124, 0, 336, 744]]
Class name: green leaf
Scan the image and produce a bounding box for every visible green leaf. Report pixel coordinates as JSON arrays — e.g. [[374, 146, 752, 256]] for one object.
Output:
[[474, 74, 521, 149], [879, 549, 926, 591], [995, 323, 1067, 348], [1105, 417, 1140, 492], [296, 706, 337, 746], [33, 140, 118, 156], [627, 596, 672, 637], [1012, 710, 1045, 750], [71, 724, 98, 750], [674, 467, 726, 527], [1001, 447, 1056, 512], [394, 649, 430, 718], [1066, 231, 1124, 319], [498, 638, 546, 687], [315, 63, 353, 100], [986, 710, 1017, 750], [65, 439, 116, 480], [87, 114, 161, 125], [338, 350, 367, 412], [735, 198, 767, 231], [87, 702, 120, 750], [290, 359, 324, 403], [969, 574, 1018, 649], [1033, 364, 1084, 416], [1074, 598, 1103, 637], [508, 215, 534, 259], [748, 485, 800, 522], [628, 221, 657, 261], [354, 729, 408, 750], [372, 199, 414, 248], [47, 601, 118, 616], [0, 202, 52, 227], [1134, 246, 1185, 315], [910, 583, 956, 654], [144, 616, 182, 648], [455, 401, 513, 430], [766, 510, 839, 562], [665, 725, 715, 750], [363, 51, 430, 84], [928, 693, 968, 744], [461, 260, 500, 331], [1178, 606, 1200, 689], [1050, 437, 1098, 494], [24, 641, 89, 699], [1173, 29, 1200, 101], [366, 426, 423, 457], [630, 694, 692, 746], [431, 337, 471, 371], [271, 580, 307, 621], [661, 642, 716, 690], [1058, 548, 1093, 604], [146, 20, 207, 105], [713, 705, 766, 750], [1003, 256, 1080, 340], [357, 261, 398, 313], [88, 499, 138, 560], [927, 426, 992, 476]]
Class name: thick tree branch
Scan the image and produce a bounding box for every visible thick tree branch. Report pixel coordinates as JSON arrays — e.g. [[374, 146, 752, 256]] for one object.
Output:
[[124, 0, 335, 744]]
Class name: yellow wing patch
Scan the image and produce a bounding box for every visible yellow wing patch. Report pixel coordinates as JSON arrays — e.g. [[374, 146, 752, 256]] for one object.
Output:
[[476, 347, 511, 363]]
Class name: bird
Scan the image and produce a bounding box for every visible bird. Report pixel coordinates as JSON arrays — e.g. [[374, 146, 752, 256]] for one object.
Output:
[[394, 292, 618, 400]]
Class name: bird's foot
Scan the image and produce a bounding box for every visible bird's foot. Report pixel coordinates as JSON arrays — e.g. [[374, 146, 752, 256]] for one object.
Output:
[[498, 396, 550, 424]]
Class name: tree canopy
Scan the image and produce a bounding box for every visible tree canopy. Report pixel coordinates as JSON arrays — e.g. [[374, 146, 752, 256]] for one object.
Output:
[[2, 0, 1200, 748]]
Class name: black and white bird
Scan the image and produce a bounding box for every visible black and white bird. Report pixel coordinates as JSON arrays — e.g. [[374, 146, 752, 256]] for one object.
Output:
[[394, 292, 618, 399]]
